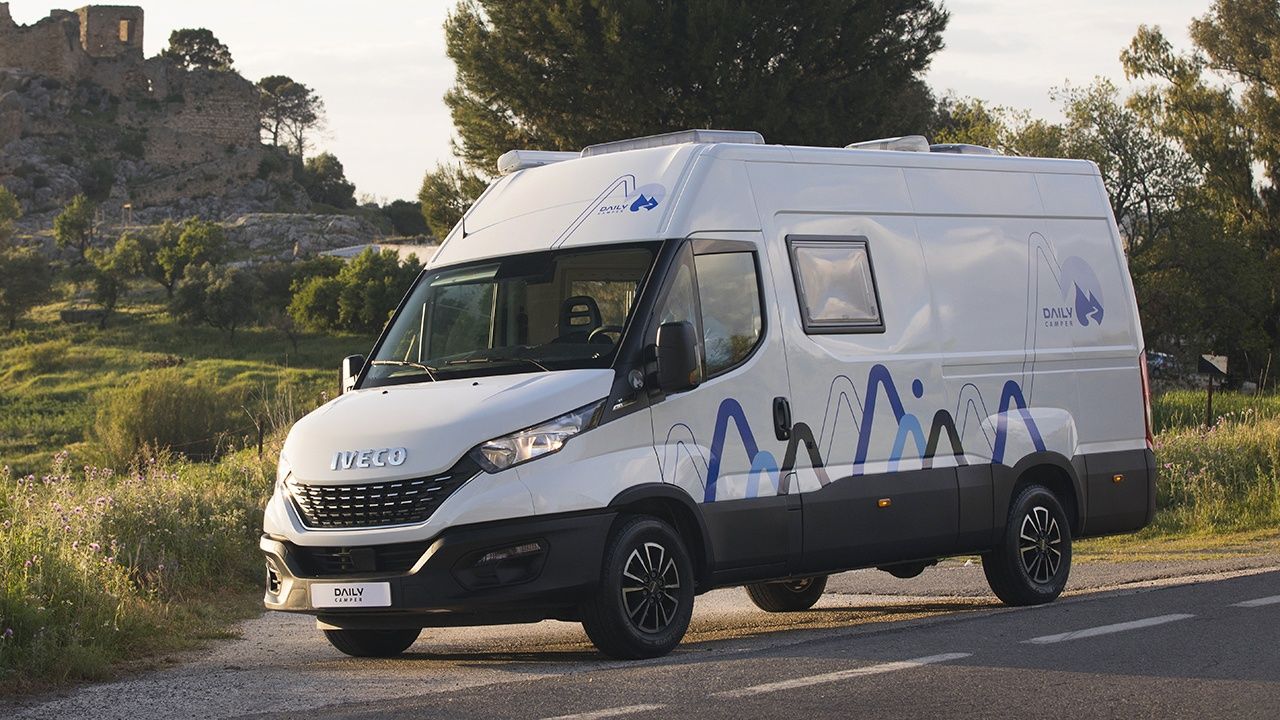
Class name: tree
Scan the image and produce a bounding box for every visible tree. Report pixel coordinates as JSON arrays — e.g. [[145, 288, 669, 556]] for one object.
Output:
[[173, 263, 261, 337], [1121, 0, 1280, 378], [931, 96, 1066, 157], [442, 1, 948, 173], [86, 234, 144, 328], [52, 194, 95, 260], [381, 200, 429, 236], [0, 185, 20, 246], [300, 153, 356, 209], [418, 162, 488, 239], [1054, 80, 1200, 258], [258, 75, 325, 155], [157, 219, 229, 297], [288, 249, 422, 335], [0, 246, 53, 331], [162, 28, 234, 71]]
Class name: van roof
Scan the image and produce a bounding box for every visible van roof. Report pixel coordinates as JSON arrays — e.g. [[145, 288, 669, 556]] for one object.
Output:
[[431, 136, 1104, 268]]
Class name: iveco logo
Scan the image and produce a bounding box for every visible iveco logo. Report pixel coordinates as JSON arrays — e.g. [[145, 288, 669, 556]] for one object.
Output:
[[330, 447, 408, 470]]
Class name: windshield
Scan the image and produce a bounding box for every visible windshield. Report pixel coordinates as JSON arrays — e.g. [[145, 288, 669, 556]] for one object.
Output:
[[363, 244, 659, 387]]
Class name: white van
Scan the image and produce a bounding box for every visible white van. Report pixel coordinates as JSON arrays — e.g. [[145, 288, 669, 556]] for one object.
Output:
[[261, 130, 1156, 659]]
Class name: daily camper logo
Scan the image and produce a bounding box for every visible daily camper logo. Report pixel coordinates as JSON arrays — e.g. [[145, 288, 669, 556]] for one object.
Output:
[[1042, 256, 1104, 328], [596, 182, 666, 216]]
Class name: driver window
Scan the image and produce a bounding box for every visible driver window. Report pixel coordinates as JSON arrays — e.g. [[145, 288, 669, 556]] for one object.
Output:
[[694, 251, 762, 376]]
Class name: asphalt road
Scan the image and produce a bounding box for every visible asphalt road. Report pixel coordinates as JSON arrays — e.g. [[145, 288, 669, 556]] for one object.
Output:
[[9, 558, 1280, 719]]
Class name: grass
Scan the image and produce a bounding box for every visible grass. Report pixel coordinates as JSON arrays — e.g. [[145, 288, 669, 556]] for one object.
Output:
[[1152, 388, 1280, 433], [1078, 529, 1280, 562], [0, 289, 377, 692], [0, 294, 368, 473], [0, 449, 274, 693], [1145, 409, 1280, 535]]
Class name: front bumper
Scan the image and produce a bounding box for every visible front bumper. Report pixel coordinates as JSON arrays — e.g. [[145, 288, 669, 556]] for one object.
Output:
[[261, 510, 615, 629]]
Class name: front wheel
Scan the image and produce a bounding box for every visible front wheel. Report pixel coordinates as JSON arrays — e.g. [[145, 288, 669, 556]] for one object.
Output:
[[982, 484, 1072, 606], [580, 516, 695, 659], [745, 575, 828, 612], [323, 628, 421, 657]]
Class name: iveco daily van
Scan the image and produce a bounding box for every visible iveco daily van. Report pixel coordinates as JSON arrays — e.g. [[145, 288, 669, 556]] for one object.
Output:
[[261, 130, 1156, 659]]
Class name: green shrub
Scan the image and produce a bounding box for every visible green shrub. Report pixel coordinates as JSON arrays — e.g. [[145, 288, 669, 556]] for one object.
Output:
[[0, 451, 268, 690], [1152, 414, 1280, 534], [91, 369, 244, 466]]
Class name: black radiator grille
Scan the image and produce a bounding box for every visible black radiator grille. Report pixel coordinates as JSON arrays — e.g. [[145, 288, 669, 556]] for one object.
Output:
[[286, 458, 478, 529], [291, 540, 432, 576]]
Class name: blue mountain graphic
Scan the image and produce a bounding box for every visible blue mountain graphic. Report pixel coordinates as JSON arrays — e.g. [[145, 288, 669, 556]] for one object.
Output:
[[630, 194, 658, 212], [1074, 283, 1104, 326]]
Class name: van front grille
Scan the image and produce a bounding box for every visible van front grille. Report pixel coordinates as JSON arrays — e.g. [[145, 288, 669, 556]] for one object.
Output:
[[285, 458, 478, 529], [290, 540, 433, 576]]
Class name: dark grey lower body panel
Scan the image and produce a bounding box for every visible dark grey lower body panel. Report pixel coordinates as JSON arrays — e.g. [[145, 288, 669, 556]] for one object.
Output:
[[700, 447, 1156, 584], [1080, 448, 1156, 537]]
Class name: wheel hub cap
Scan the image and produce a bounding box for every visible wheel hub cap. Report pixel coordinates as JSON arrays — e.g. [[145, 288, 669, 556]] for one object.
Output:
[[1019, 505, 1063, 585]]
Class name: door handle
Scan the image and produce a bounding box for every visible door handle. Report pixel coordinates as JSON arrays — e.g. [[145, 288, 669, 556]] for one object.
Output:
[[773, 396, 792, 441]]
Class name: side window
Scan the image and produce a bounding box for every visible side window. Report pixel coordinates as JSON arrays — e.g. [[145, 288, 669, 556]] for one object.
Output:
[[694, 252, 763, 376], [787, 236, 884, 333]]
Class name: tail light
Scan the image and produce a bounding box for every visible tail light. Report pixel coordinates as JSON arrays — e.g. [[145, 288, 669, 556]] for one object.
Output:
[[1139, 349, 1154, 449]]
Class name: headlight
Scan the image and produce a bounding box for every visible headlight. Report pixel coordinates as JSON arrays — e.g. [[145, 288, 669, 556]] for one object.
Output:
[[471, 400, 604, 473], [275, 453, 292, 494]]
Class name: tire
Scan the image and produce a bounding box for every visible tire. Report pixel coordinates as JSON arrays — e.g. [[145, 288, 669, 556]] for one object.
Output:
[[745, 575, 828, 612], [982, 484, 1073, 606], [580, 515, 695, 660], [323, 628, 421, 657]]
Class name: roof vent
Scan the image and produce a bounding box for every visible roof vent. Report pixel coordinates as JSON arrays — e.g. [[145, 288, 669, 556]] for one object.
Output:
[[496, 150, 580, 175], [581, 129, 765, 158], [845, 135, 931, 152], [930, 143, 1000, 156]]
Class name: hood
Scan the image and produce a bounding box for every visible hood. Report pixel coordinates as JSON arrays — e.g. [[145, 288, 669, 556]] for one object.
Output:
[[282, 369, 615, 483]]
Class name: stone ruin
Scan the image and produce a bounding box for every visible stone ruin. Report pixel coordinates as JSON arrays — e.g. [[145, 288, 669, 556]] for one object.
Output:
[[0, 3, 307, 224], [0, 3, 145, 82]]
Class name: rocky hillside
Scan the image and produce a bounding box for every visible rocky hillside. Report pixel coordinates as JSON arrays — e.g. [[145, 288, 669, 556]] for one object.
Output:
[[0, 67, 312, 231]]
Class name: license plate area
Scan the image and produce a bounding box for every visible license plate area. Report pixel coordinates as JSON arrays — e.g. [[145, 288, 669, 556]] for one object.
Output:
[[309, 581, 392, 608]]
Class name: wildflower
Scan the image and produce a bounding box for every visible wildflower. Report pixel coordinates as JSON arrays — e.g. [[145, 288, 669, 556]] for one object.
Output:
[[23, 559, 32, 568], [89, 542, 101, 553], [2, 628, 12, 639], [72, 541, 79, 550], [157, 563, 165, 572]]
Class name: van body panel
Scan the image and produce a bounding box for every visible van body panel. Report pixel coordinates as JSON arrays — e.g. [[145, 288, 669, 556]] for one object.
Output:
[[281, 369, 615, 482], [516, 410, 664, 517]]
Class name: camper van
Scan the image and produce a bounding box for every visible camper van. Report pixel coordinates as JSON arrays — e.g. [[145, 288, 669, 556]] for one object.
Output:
[[261, 130, 1156, 660]]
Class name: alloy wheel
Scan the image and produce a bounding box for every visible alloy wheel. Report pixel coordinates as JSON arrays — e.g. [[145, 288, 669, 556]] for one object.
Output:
[[1019, 505, 1063, 584], [621, 541, 681, 634]]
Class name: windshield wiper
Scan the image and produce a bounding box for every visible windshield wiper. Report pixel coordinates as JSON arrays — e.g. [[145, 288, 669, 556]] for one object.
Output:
[[369, 359, 438, 381], [444, 356, 550, 372]]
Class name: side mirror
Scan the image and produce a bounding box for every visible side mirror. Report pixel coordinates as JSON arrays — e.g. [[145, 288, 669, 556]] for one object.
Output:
[[656, 321, 700, 393], [340, 355, 365, 395]]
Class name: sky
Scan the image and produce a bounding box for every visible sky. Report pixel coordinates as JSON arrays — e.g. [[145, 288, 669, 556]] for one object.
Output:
[[5, 1, 1213, 202]]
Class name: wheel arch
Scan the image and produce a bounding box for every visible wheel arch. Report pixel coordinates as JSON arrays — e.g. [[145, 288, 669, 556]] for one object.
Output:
[[608, 484, 713, 591], [1004, 451, 1086, 536]]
